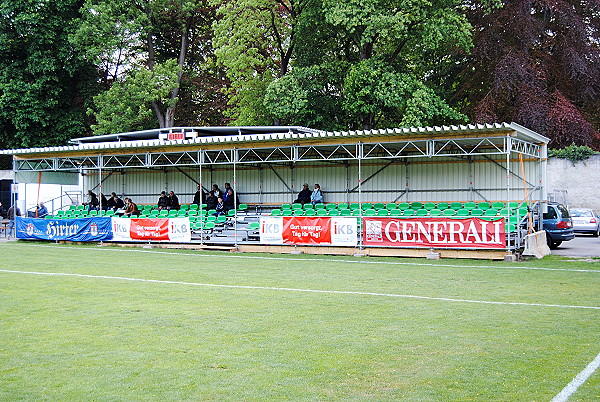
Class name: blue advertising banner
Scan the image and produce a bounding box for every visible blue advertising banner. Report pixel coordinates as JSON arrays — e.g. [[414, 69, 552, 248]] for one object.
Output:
[[16, 217, 113, 241]]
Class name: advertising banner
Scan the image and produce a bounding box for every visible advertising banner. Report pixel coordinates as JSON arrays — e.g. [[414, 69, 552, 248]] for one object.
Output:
[[15, 217, 113, 241], [259, 216, 357, 246], [363, 217, 506, 249], [111, 218, 191, 242]]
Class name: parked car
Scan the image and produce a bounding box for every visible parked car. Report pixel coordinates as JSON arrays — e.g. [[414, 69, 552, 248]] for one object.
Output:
[[542, 203, 575, 249], [569, 208, 600, 237]]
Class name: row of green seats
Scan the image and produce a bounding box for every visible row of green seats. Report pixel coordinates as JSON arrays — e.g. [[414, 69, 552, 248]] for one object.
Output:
[[280, 201, 527, 212], [271, 207, 528, 217]]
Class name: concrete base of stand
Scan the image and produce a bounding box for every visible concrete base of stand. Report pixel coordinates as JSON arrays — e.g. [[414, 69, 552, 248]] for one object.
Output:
[[426, 251, 441, 260], [290, 250, 304, 255], [504, 254, 517, 262]]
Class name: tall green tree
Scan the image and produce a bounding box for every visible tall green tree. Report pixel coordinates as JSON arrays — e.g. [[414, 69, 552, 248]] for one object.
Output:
[[212, 0, 303, 125], [76, 0, 227, 134], [0, 0, 99, 148]]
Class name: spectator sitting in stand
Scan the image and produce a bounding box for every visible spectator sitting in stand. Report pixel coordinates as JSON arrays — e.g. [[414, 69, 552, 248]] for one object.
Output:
[[111, 193, 125, 211], [311, 183, 323, 206], [294, 183, 312, 205], [168, 190, 180, 210], [193, 185, 206, 205], [99, 193, 108, 210], [213, 197, 226, 216], [7, 204, 21, 238], [85, 190, 99, 212], [223, 188, 236, 212], [205, 184, 221, 210], [0, 201, 6, 219], [36, 202, 48, 218], [106, 193, 116, 210], [157, 191, 169, 210], [124, 198, 140, 217]]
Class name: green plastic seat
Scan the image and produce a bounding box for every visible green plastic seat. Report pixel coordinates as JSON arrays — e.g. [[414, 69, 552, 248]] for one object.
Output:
[[105, 210, 115, 217], [206, 216, 217, 223], [364, 209, 377, 216], [498, 208, 510, 216], [247, 222, 260, 230], [429, 209, 442, 216], [373, 202, 385, 210], [361, 203, 373, 210], [216, 216, 227, 224], [484, 209, 498, 216], [168, 210, 178, 217], [423, 202, 436, 210], [463, 202, 477, 210], [304, 210, 316, 216], [470, 209, 484, 216], [281, 203, 292, 210], [442, 209, 456, 216], [477, 202, 491, 210], [403, 209, 415, 216], [508, 201, 519, 210], [338, 203, 349, 210], [436, 202, 449, 210], [227, 209, 237, 217], [351, 209, 362, 216], [385, 203, 397, 210], [292, 203, 303, 210], [376, 209, 389, 216], [237, 204, 248, 211], [189, 204, 199, 210], [456, 208, 470, 216], [303, 204, 314, 210], [282, 210, 294, 216], [180, 204, 189, 210], [326, 203, 337, 210], [349, 203, 360, 210], [328, 210, 340, 216], [68, 205, 77, 211], [316, 209, 328, 216], [188, 210, 198, 216], [339, 209, 351, 216], [177, 209, 187, 216], [314, 203, 326, 210], [203, 222, 216, 230], [410, 202, 423, 210], [415, 208, 428, 216], [397, 202, 410, 211], [390, 209, 402, 216], [492, 201, 505, 209], [450, 202, 463, 210], [55, 210, 65, 216]]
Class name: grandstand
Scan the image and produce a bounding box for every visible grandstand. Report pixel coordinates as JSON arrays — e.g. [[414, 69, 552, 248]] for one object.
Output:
[[0, 123, 549, 259]]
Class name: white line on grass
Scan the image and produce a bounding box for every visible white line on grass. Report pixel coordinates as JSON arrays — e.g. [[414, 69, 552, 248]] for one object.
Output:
[[1, 268, 599, 310], [6, 243, 600, 274], [551, 351, 600, 402]]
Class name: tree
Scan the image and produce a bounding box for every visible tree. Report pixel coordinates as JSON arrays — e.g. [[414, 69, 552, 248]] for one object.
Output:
[[0, 0, 99, 149], [76, 0, 227, 133], [457, 0, 600, 148], [212, 0, 303, 125], [261, 0, 473, 130]]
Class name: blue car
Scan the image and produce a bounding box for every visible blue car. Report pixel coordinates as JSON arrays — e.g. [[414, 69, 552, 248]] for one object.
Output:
[[543, 203, 575, 249]]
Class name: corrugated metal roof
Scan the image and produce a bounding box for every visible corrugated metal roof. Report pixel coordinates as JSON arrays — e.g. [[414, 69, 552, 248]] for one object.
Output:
[[0, 122, 548, 156]]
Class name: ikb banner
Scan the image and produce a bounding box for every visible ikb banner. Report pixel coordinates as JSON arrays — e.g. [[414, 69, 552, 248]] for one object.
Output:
[[259, 216, 357, 246], [111, 218, 191, 242], [363, 217, 506, 249], [16, 217, 113, 241]]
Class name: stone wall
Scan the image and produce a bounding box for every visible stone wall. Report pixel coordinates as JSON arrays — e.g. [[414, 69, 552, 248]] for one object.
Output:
[[547, 154, 600, 211]]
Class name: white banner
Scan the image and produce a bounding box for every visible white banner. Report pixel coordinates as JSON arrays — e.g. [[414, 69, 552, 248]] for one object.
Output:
[[111, 218, 191, 243]]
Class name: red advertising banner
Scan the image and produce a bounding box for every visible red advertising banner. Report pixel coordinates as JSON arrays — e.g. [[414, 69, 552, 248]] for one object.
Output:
[[130, 218, 170, 240], [363, 217, 506, 249], [282, 217, 332, 245]]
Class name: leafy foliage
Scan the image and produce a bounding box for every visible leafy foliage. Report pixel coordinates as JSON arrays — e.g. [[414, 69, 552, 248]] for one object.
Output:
[[0, 0, 99, 149], [549, 144, 596, 164], [458, 0, 600, 149]]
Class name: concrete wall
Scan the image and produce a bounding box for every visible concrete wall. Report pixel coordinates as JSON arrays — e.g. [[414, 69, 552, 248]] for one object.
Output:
[[547, 155, 600, 211]]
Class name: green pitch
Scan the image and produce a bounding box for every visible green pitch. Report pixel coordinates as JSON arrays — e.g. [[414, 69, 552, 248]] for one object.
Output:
[[1, 242, 598, 400]]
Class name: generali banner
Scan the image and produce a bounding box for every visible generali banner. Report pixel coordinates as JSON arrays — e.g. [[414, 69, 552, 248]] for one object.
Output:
[[363, 217, 506, 249], [111, 218, 191, 242], [259, 216, 357, 246]]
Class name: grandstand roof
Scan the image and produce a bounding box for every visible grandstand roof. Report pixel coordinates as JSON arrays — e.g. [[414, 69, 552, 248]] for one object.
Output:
[[0, 123, 548, 156]]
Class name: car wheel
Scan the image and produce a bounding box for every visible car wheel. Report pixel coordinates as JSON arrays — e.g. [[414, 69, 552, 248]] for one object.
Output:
[[545, 231, 553, 248], [592, 229, 599, 238], [550, 241, 562, 249]]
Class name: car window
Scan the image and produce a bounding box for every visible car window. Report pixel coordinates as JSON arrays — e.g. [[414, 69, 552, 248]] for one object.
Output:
[[570, 210, 581, 217], [557, 204, 570, 218], [580, 210, 593, 217], [543, 206, 557, 219]]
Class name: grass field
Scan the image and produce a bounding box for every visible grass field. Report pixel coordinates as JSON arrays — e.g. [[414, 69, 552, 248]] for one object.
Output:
[[0, 242, 598, 400]]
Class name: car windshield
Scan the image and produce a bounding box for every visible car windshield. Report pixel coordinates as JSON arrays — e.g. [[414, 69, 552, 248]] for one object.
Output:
[[571, 210, 593, 217], [557, 204, 570, 218]]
